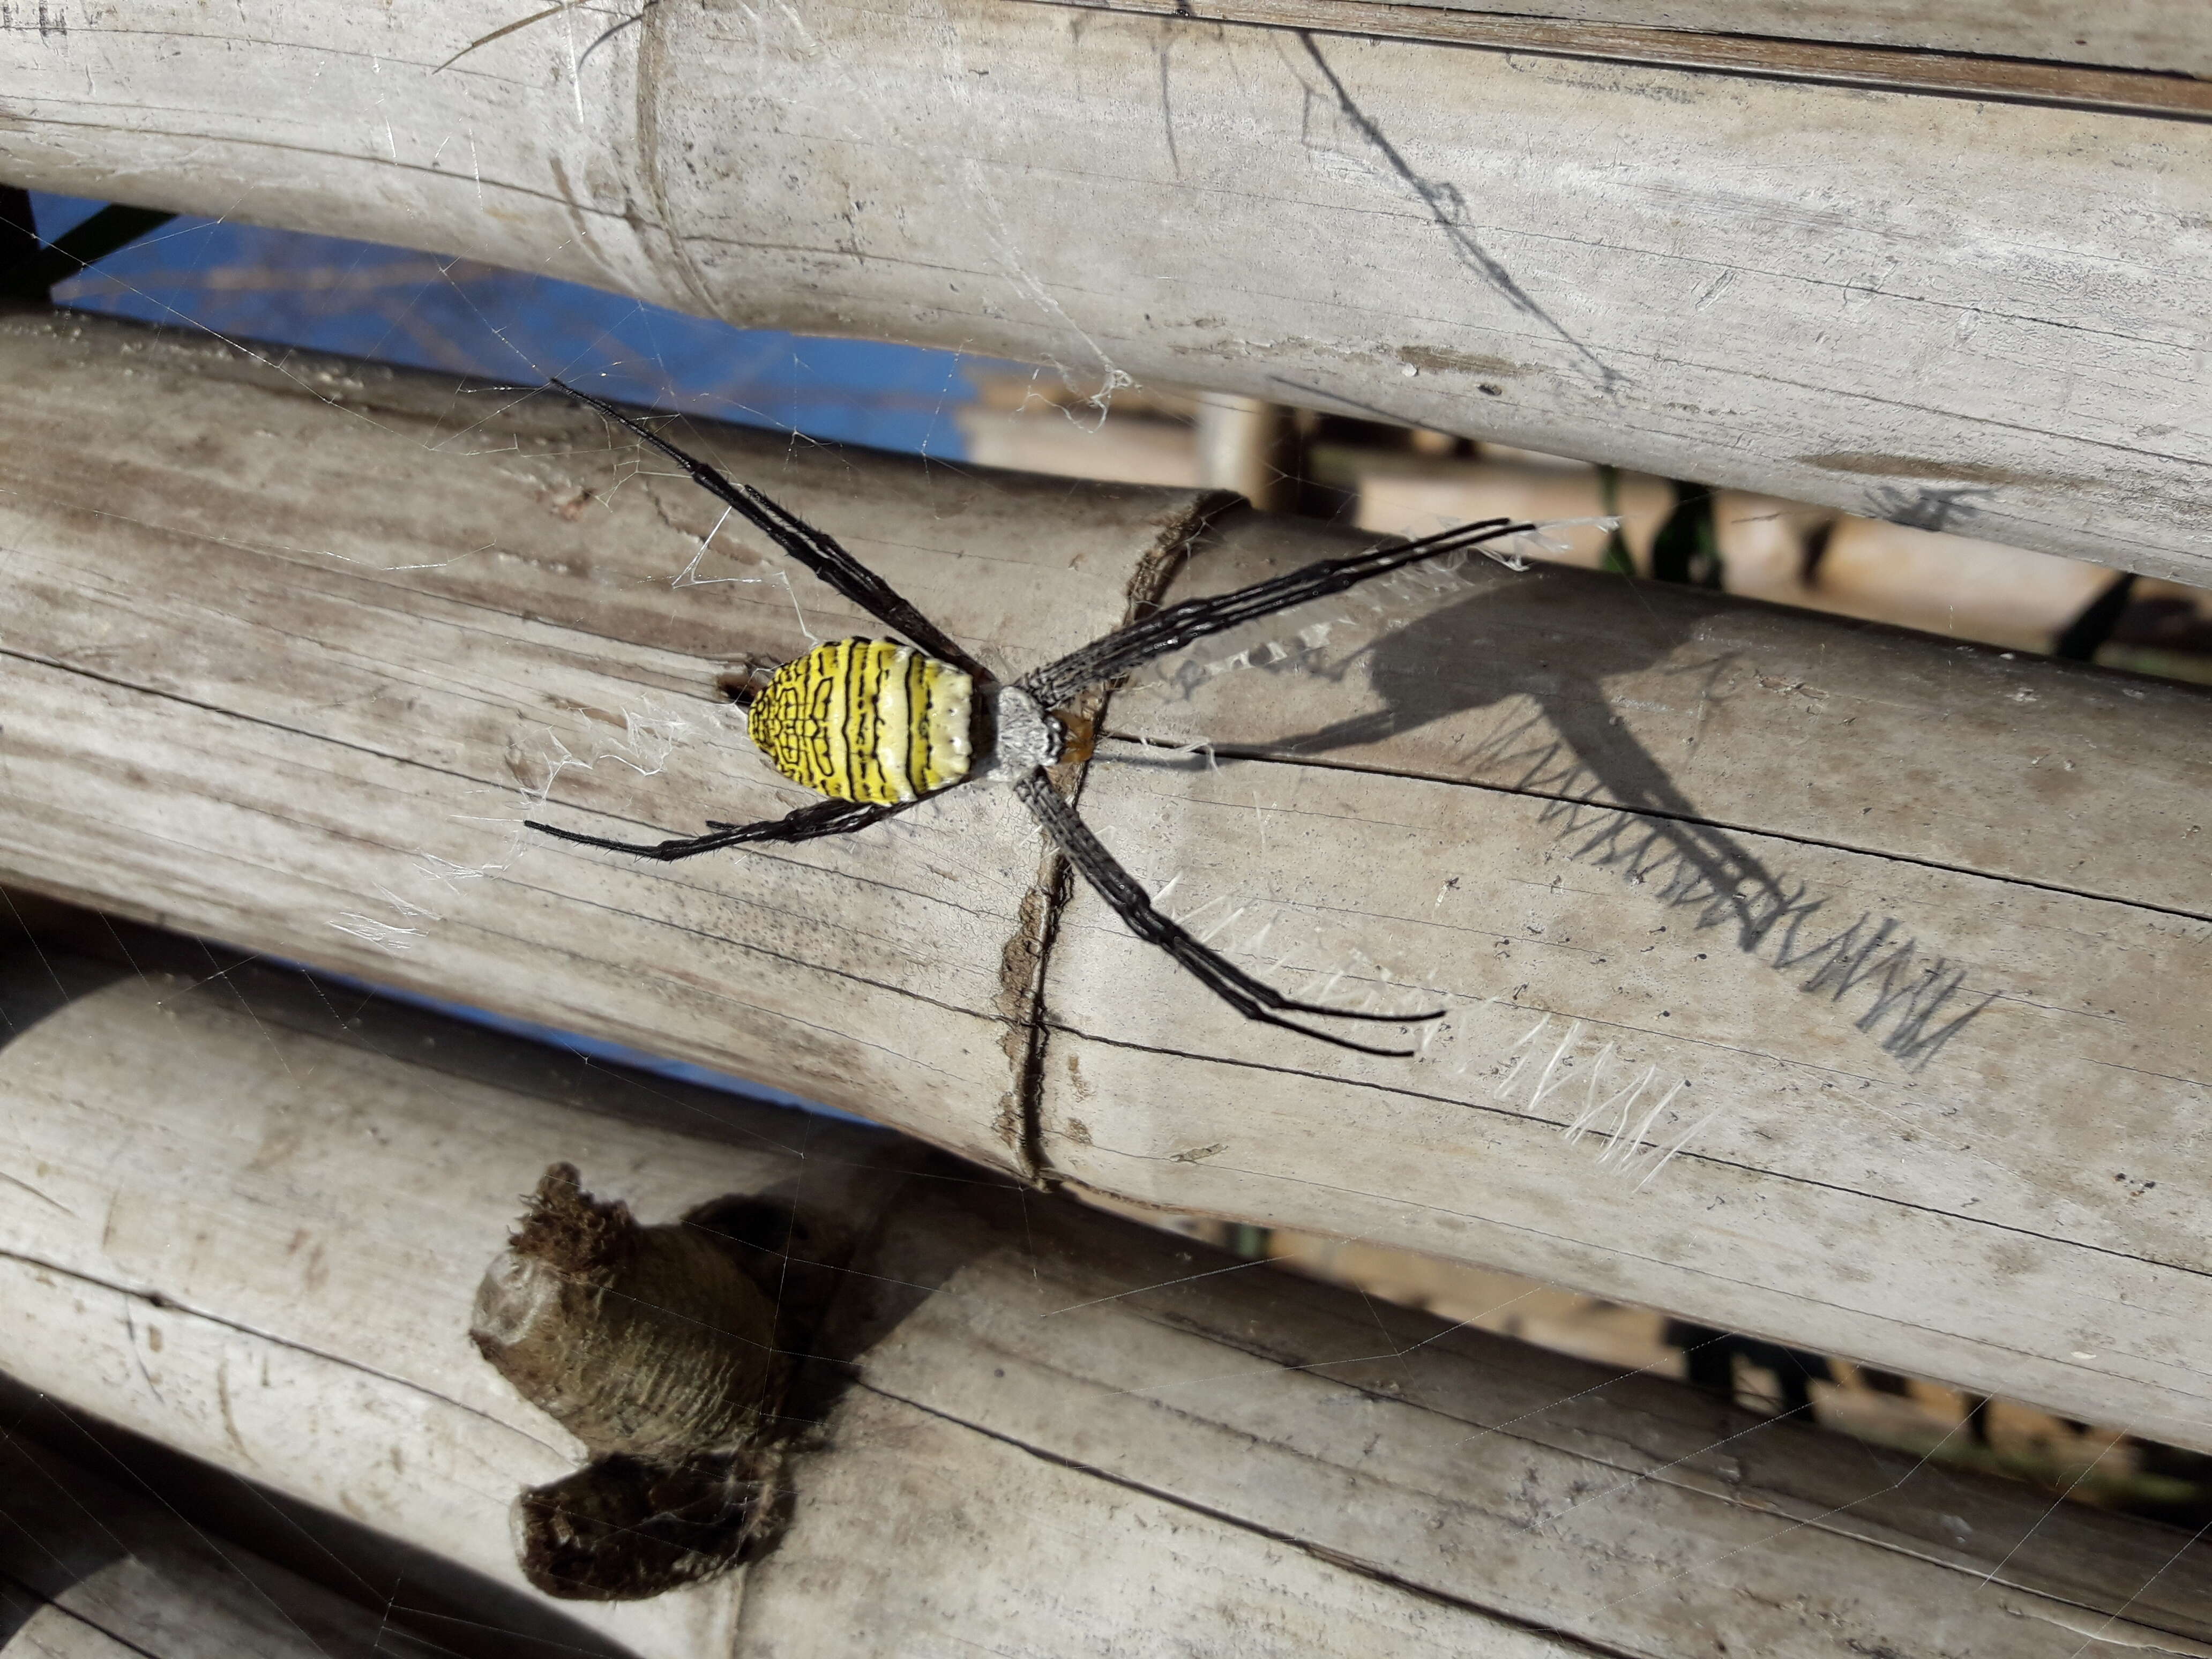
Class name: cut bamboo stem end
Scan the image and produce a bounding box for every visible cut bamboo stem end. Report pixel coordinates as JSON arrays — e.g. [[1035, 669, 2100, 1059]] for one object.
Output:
[[472, 1162, 783, 1463], [471, 1163, 796, 1598]]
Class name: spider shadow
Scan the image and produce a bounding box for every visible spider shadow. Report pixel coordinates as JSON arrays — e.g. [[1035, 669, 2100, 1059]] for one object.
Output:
[[1130, 564, 1808, 961]]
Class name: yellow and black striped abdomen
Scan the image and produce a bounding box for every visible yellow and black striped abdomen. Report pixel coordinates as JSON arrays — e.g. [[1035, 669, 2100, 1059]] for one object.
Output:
[[746, 638, 974, 805]]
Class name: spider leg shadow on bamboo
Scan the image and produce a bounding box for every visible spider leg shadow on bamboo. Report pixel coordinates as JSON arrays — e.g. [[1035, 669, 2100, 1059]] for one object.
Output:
[[1122, 565, 1802, 963], [1190, 571, 2002, 1068]]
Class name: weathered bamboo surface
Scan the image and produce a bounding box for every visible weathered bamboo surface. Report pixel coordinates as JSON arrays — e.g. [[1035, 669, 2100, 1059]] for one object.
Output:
[[4, 958, 2211, 1658], [0, 958, 905, 1659], [1040, 1, 2212, 106], [0, 1432, 450, 1659], [0, 309, 1207, 1169], [2, 1, 2208, 579], [1387, 1, 2211, 73], [3, 311, 2209, 1449]]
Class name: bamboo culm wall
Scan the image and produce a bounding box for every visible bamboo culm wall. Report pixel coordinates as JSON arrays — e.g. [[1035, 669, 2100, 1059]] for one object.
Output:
[[2, 312, 2208, 1454]]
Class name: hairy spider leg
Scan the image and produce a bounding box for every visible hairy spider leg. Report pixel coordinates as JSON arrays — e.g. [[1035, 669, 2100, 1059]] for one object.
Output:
[[525, 794, 916, 862], [1019, 515, 1534, 709], [1013, 770, 1441, 1058], [546, 379, 992, 682]]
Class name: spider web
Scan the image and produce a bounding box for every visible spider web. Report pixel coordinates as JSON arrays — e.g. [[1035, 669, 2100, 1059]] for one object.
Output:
[[0, 27, 2204, 1655]]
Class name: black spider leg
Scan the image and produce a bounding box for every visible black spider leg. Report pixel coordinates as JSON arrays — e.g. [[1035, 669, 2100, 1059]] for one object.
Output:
[[1013, 771, 1440, 1058], [527, 794, 914, 863], [547, 379, 993, 683], [1018, 516, 1534, 710]]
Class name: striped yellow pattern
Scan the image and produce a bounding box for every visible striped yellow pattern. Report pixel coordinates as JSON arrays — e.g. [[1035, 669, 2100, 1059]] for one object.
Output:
[[747, 638, 974, 805]]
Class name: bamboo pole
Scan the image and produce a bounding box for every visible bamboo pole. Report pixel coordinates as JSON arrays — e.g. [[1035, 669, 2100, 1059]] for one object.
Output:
[[0, 1433, 457, 1659], [0, 1, 2207, 578], [3, 953, 2209, 1657], [3, 310, 2208, 1448]]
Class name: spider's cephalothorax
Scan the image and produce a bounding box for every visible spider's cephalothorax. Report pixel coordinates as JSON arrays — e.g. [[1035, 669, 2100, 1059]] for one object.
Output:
[[528, 380, 1534, 1056], [747, 638, 975, 804]]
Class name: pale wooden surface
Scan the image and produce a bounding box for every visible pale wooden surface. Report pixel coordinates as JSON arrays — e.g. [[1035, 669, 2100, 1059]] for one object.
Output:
[[2, 1618, 138, 1659], [1034, 0, 2212, 109], [4, 313, 2210, 1449], [4, 961, 2210, 1658], [0, 1436, 447, 1659], [0, 961, 915, 1659], [962, 383, 2175, 655], [1062, 532, 2212, 1445], [0, 308, 1214, 1172], [2, 1, 2208, 579], [1382, 1, 2212, 73]]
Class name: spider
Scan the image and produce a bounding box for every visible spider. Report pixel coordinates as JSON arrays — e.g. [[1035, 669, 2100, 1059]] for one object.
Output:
[[528, 382, 1536, 1055]]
